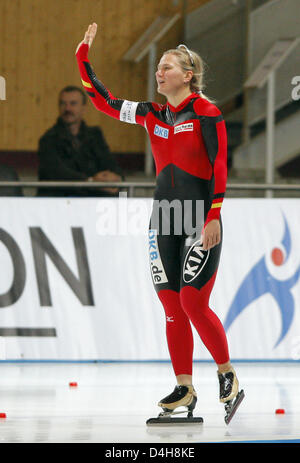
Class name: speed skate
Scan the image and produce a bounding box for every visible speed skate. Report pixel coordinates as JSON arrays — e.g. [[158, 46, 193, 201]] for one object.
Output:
[[223, 389, 245, 424], [218, 367, 245, 425], [146, 385, 203, 426]]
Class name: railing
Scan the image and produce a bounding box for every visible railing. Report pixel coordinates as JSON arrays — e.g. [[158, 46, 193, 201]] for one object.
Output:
[[0, 181, 300, 197]]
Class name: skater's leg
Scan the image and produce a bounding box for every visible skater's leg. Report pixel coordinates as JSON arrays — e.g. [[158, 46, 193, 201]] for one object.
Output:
[[157, 289, 199, 418], [149, 226, 195, 378], [155, 290, 199, 419], [158, 289, 194, 377], [179, 248, 244, 422], [179, 275, 230, 365], [180, 227, 229, 366]]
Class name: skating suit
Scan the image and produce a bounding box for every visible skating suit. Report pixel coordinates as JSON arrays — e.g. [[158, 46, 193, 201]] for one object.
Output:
[[77, 43, 230, 374]]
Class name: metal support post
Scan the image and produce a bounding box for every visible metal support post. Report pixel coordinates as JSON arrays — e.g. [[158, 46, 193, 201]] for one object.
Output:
[[265, 71, 275, 198], [145, 43, 157, 176]]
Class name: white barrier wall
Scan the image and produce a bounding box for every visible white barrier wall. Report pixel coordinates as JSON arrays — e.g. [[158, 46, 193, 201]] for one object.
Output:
[[0, 198, 299, 362]]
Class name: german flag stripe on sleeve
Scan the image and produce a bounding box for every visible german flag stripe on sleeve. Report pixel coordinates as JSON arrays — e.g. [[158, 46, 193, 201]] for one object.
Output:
[[211, 202, 222, 209], [81, 78, 92, 88]]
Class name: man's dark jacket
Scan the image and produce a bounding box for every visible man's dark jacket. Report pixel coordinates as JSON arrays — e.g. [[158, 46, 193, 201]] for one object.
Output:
[[38, 117, 122, 196]]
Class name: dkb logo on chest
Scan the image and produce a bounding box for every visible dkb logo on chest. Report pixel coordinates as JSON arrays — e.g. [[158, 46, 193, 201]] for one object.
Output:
[[154, 124, 169, 139]]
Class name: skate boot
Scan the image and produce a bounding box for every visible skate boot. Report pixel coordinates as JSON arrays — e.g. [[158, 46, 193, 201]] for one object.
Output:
[[146, 385, 203, 426], [217, 367, 245, 424]]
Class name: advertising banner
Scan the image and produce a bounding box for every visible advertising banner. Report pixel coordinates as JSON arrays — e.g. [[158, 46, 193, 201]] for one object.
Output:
[[0, 197, 299, 361]]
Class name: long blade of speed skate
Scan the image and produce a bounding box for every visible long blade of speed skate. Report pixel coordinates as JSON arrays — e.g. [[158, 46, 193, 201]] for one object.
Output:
[[224, 389, 245, 425], [146, 416, 203, 426]]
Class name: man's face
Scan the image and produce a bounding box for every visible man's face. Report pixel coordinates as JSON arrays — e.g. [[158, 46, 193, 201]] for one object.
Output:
[[59, 91, 86, 125]]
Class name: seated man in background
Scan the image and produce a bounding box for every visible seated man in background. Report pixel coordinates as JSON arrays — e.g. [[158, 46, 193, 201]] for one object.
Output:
[[37, 85, 122, 196]]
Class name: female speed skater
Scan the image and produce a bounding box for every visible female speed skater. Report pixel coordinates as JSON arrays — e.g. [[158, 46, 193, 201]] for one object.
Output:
[[75, 23, 244, 425]]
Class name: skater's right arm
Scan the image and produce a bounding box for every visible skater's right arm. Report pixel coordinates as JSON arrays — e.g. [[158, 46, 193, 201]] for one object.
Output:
[[75, 23, 154, 126]]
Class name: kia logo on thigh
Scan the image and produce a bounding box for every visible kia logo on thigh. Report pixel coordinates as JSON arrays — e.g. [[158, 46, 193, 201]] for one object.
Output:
[[183, 239, 209, 283]]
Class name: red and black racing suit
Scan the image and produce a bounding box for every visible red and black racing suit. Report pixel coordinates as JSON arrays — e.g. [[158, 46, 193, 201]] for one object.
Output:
[[76, 43, 230, 374]]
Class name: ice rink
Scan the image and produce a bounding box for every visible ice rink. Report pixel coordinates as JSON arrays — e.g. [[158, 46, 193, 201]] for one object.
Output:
[[0, 361, 299, 443]]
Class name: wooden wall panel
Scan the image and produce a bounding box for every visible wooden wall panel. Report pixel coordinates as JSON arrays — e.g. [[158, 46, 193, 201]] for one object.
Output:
[[0, 0, 211, 153]]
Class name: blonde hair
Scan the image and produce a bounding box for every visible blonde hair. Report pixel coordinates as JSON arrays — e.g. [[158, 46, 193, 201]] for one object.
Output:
[[163, 45, 216, 104]]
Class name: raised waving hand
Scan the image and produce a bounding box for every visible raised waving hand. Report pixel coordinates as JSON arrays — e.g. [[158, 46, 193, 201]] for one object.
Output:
[[75, 22, 98, 54]]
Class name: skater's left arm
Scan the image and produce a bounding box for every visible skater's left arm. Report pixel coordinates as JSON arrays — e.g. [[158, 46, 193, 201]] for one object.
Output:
[[199, 106, 228, 250]]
